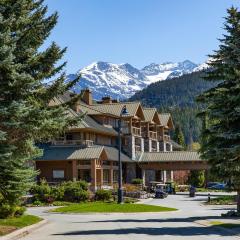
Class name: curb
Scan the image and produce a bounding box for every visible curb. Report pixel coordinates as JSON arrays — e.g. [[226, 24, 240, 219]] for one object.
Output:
[[195, 220, 240, 239], [0, 219, 47, 240]]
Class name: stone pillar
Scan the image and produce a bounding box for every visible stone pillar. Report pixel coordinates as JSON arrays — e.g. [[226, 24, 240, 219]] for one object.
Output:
[[72, 160, 77, 181], [126, 163, 136, 183], [110, 162, 113, 186], [142, 169, 146, 187], [127, 135, 136, 160], [170, 171, 174, 181], [91, 159, 97, 191], [100, 168, 103, 187], [156, 142, 160, 152], [141, 138, 144, 152], [161, 170, 167, 183]]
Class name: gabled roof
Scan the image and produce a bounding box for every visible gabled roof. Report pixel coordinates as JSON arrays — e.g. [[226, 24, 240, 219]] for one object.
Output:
[[103, 146, 132, 162], [36, 146, 104, 160], [36, 145, 133, 162], [143, 108, 161, 124], [78, 114, 118, 136], [90, 102, 145, 119], [138, 151, 201, 162], [158, 113, 174, 129]]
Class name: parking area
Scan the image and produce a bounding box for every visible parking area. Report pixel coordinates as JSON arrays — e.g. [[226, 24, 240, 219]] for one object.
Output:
[[21, 193, 238, 240]]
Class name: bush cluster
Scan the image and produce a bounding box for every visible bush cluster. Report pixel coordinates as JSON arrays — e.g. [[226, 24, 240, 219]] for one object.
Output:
[[30, 179, 89, 204], [95, 189, 112, 201], [0, 193, 26, 218], [131, 178, 143, 185]]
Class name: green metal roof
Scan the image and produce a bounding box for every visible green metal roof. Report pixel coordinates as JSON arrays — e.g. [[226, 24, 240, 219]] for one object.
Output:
[[90, 102, 142, 118], [36, 145, 132, 162], [37, 146, 104, 161], [138, 151, 202, 162]]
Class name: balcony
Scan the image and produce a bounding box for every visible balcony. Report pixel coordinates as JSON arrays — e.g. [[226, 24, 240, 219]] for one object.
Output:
[[52, 139, 94, 147], [163, 135, 170, 141], [132, 127, 141, 136], [149, 131, 157, 139], [135, 145, 141, 152], [158, 135, 163, 141]]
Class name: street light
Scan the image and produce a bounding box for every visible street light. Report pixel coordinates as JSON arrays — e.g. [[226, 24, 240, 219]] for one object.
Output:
[[118, 105, 129, 204]]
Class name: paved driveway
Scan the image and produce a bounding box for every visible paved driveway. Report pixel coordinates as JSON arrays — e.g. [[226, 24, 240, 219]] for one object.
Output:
[[21, 194, 238, 240]]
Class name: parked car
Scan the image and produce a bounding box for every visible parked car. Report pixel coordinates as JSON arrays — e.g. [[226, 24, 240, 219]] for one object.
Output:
[[206, 182, 219, 188], [208, 183, 227, 190]]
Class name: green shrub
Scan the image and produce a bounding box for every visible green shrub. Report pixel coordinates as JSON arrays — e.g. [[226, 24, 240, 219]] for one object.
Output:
[[95, 189, 112, 201], [31, 180, 89, 204], [31, 179, 53, 203], [32, 200, 43, 206], [61, 181, 88, 191], [51, 186, 65, 201], [131, 178, 143, 185], [0, 204, 26, 218]]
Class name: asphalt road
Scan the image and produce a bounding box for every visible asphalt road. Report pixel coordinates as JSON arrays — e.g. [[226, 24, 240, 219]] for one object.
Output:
[[21, 193, 239, 240]]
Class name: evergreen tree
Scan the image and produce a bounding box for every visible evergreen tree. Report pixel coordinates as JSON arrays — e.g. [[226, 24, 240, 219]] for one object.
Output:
[[173, 124, 185, 148], [187, 170, 205, 188], [0, 0, 81, 213], [197, 7, 240, 213]]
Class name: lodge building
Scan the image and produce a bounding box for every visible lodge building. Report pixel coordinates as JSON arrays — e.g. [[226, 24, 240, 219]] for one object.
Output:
[[35, 89, 207, 190]]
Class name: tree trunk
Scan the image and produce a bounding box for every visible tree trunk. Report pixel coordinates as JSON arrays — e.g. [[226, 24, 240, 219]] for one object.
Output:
[[237, 191, 240, 214]]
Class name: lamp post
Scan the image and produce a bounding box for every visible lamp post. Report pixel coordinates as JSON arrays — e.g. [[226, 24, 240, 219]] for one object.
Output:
[[118, 105, 129, 204]]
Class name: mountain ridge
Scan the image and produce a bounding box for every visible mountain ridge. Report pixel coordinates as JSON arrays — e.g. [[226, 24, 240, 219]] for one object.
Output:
[[67, 60, 207, 100]]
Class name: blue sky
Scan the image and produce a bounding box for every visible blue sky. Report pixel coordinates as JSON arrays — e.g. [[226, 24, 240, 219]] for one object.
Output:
[[44, 0, 238, 74]]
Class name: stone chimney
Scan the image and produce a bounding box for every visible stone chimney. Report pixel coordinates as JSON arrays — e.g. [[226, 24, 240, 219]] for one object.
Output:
[[102, 96, 112, 104], [81, 89, 93, 105]]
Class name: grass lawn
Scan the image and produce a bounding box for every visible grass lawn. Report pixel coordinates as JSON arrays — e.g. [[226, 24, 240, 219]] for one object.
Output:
[[52, 202, 177, 213], [0, 215, 42, 236], [210, 221, 240, 229], [206, 195, 236, 205]]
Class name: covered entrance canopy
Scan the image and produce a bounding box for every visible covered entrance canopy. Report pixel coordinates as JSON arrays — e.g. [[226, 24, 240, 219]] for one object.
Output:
[[137, 151, 208, 171]]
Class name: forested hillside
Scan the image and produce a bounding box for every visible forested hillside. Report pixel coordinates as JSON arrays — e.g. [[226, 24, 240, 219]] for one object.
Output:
[[129, 71, 217, 144]]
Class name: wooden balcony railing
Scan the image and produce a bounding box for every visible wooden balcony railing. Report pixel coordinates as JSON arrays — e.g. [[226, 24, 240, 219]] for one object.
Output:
[[149, 131, 157, 139], [158, 135, 163, 141], [135, 145, 141, 152], [52, 139, 94, 147], [163, 135, 170, 141], [132, 127, 141, 136]]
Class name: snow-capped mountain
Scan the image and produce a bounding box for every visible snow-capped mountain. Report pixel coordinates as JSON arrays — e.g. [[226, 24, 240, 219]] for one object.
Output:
[[141, 60, 198, 83], [68, 60, 206, 100], [68, 61, 149, 100]]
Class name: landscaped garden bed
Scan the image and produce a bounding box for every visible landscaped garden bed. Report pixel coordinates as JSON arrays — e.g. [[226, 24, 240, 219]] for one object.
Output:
[[210, 221, 240, 229], [206, 195, 236, 205], [51, 202, 177, 213], [0, 215, 42, 236]]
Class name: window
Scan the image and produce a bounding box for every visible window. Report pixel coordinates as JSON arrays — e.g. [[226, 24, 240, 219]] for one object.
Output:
[[113, 170, 118, 183], [103, 169, 110, 184], [78, 160, 91, 165], [102, 160, 110, 165], [53, 170, 64, 179], [66, 134, 73, 140], [113, 162, 118, 166]]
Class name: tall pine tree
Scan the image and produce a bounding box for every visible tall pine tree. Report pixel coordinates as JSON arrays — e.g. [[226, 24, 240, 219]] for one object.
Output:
[[198, 7, 240, 213], [173, 124, 185, 148], [0, 0, 81, 213]]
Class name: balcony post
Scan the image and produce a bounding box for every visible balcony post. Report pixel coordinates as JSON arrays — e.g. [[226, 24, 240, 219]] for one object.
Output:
[[91, 159, 97, 191], [72, 160, 78, 181]]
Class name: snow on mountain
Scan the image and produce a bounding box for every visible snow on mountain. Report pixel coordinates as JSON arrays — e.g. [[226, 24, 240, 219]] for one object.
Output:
[[68, 61, 149, 100], [68, 60, 206, 100], [142, 60, 198, 83]]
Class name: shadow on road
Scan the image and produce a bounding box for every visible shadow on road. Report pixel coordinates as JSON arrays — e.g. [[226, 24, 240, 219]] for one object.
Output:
[[52, 225, 233, 237]]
